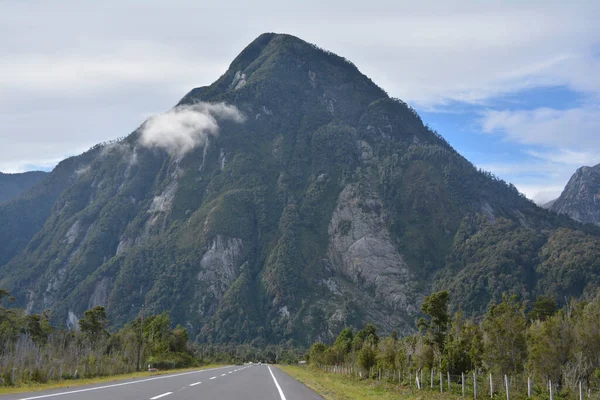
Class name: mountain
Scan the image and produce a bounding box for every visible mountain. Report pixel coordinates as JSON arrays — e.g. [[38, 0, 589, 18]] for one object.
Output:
[[0, 171, 47, 204], [542, 199, 556, 209], [550, 164, 600, 226], [1, 33, 599, 345]]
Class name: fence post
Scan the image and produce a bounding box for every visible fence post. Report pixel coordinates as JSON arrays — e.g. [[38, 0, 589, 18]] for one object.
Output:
[[416, 373, 421, 390], [448, 371, 451, 391], [490, 373, 493, 397], [474, 371, 478, 399], [579, 381, 583, 400], [431, 369, 434, 388], [528, 377, 531, 398], [505, 375, 510, 400], [440, 371, 443, 393], [462, 372, 465, 397], [549, 380, 553, 400]]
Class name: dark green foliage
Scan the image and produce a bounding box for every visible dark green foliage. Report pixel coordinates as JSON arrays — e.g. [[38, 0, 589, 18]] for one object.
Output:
[[79, 306, 109, 343], [419, 290, 450, 356], [482, 295, 527, 375], [528, 296, 558, 321]]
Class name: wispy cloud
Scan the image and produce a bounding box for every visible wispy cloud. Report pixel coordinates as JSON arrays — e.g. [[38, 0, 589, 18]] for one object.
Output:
[[476, 105, 600, 203], [479, 106, 600, 149], [139, 102, 245, 157]]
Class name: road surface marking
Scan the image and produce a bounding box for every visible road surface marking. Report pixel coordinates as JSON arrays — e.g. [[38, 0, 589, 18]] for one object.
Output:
[[221, 373, 226, 376], [189, 382, 201, 386], [228, 371, 233, 374], [17, 366, 232, 400], [150, 393, 172, 400], [210, 376, 217, 380], [268, 365, 287, 400]]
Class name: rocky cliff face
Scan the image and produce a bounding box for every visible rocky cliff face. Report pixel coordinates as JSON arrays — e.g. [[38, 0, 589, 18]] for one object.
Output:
[[0, 33, 598, 345], [551, 164, 600, 226]]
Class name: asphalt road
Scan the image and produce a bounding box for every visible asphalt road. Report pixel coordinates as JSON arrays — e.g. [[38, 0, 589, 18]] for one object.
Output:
[[1, 365, 323, 400]]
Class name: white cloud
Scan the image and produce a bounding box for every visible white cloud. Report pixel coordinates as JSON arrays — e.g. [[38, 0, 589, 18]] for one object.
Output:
[[476, 105, 600, 201], [477, 159, 574, 204], [480, 106, 600, 149], [526, 149, 600, 166], [139, 102, 245, 156], [0, 42, 223, 94]]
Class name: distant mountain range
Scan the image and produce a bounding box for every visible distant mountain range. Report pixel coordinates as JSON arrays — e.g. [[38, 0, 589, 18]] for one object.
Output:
[[0, 171, 46, 204], [1, 33, 599, 345]]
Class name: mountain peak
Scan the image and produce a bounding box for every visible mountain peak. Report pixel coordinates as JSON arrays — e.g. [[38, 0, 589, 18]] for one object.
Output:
[[551, 163, 600, 225], [178, 33, 387, 111]]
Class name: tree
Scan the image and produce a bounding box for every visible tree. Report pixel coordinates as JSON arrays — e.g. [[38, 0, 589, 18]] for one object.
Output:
[[419, 290, 450, 365], [78, 306, 109, 343], [443, 311, 482, 373], [358, 344, 377, 376], [331, 327, 354, 363], [527, 309, 573, 382], [528, 296, 558, 321], [482, 294, 527, 375], [356, 323, 379, 346], [309, 342, 327, 366]]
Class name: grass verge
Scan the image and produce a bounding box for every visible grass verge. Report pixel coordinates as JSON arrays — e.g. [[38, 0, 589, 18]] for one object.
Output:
[[0, 364, 226, 395], [279, 365, 463, 400]]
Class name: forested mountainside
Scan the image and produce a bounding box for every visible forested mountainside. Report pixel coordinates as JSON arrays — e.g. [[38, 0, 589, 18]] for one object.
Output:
[[550, 163, 600, 226], [0, 33, 598, 346], [0, 171, 46, 204]]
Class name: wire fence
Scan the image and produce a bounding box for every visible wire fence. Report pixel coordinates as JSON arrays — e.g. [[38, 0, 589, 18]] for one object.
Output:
[[313, 364, 600, 399]]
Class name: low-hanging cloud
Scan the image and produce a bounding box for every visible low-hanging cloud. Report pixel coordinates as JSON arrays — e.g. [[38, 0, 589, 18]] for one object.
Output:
[[139, 102, 245, 156]]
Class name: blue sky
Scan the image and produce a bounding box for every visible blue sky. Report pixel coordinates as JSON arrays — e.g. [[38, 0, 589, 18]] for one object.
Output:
[[1, 0, 599, 203], [418, 85, 597, 203]]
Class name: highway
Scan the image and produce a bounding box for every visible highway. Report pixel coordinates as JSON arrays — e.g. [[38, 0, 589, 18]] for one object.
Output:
[[1, 364, 323, 400]]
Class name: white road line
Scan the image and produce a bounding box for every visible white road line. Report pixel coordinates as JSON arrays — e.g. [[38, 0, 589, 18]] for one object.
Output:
[[17, 366, 232, 400], [268, 365, 288, 400], [210, 376, 217, 380], [189, 382, 201, 386], [228, 371, 233, 374], [150, 393, 172, 400], [221, 373, 226, 376]]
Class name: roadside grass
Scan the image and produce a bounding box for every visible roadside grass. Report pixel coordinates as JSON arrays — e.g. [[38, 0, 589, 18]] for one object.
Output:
[[279, 365, 463, 400], [0, 364, 226, 395]]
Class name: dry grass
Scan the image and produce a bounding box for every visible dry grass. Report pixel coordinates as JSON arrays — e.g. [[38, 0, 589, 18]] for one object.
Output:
[[279, 365, 463, 400], [0, 364, 225, 395]]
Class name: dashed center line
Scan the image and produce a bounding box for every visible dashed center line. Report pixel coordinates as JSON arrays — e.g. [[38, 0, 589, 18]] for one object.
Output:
[[189, 382, 201, 386], [210, 376, 217, 380], [221, 373, 227, 376], [150, 392, 172, 400]]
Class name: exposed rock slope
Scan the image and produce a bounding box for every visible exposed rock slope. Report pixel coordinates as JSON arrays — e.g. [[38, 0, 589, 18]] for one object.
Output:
[[551, 164, 600, 226]]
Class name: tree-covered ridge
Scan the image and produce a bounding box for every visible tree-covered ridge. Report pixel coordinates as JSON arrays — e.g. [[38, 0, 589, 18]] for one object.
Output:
[[0, 33, 598, 346], [437, 216, 600, 315], [0, 171, 46, 204]]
